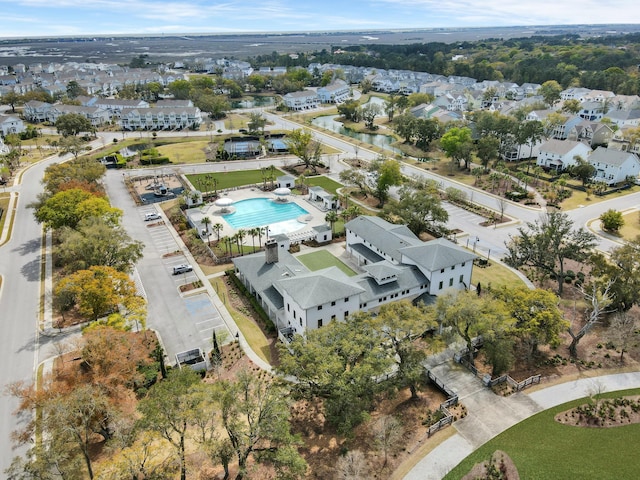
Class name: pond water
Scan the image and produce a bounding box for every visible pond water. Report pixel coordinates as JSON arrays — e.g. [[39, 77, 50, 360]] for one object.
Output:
[[311, 114, 401, 154], [231, 96, 275, 109]]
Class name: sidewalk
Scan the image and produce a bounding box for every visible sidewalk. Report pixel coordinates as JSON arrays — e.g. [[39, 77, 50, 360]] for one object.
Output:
[[403, 364, 640, 480]]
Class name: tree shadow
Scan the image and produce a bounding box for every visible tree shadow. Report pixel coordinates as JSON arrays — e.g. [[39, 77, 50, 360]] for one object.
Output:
[[12, 238, 41, 257]]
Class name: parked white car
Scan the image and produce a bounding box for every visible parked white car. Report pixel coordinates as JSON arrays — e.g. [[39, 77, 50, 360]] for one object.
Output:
[[145, 212, 161, 221], [172, 264, 193, 275]]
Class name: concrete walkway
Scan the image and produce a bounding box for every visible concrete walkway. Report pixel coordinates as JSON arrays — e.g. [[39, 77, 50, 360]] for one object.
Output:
[[404, 364, 640, 480]]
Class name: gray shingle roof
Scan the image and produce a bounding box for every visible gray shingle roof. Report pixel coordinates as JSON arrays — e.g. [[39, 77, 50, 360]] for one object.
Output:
[[589, 147, 640, 167], [276, 267, 364, 308], [345, 216, 421, 262], [400, 238, 477, 271]]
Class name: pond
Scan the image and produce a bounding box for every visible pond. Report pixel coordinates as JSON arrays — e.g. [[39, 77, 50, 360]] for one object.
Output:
[[311, 114, 401, 154], [231, 95, 276, 109]]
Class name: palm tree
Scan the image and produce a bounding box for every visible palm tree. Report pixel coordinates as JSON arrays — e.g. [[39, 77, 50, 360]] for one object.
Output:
[[257, 226, 266, 249], [201, 217, 212, 245], [331, 194, 341, 210], [249, 227, 259, 253], [236, 229, 247, 256], [325, 210, 339, 234], [346, 205, 362, 221], [213, 223, 223, 243]]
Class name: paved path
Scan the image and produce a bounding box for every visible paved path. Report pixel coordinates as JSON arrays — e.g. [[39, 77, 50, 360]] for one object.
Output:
[[404, 365, 640, 479]]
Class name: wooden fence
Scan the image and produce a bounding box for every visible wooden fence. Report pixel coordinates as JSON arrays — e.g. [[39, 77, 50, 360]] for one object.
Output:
[[425, 370, 459, 438]]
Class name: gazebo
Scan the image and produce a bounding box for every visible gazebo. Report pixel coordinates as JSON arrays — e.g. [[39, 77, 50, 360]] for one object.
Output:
[[273, 187, 291, 202]]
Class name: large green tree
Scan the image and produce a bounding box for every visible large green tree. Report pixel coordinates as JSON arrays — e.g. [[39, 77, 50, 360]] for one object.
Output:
[[56, 217, 143, 273], [285, 128, 322, 172], [492, 286, 567, 359], [277, 315, 392, 434], [434, 290, 512, 366], [505, 212, 597, 295], [371, 157, 403, 207], [217, 370, 307, 480], [372, 301, 437, 399], [382, 180, 448, 237], [440, 126, 474, 170], [55, 112, 94, 137], [138, 368, 202, 480]]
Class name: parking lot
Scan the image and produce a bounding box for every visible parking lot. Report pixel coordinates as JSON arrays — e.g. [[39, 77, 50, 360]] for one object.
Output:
[[138, 205, 229, 359]]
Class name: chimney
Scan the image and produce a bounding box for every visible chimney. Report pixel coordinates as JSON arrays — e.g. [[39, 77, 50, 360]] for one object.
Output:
[[265, 238, 278, 264]]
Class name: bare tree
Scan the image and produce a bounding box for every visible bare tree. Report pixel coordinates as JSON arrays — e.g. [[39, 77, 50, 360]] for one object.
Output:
[[608, 311, 639, 362], [336, 450, 368, 480], [568, 281, 615, 358], [496, 197, 507, 222], [372, 415, 404, 467]]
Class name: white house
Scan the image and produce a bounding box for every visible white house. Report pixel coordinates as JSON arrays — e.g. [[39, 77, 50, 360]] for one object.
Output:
[[232, 216, 476, 342], [536, 139, 592, 171], [282, 90, 320, 110], [0, 114, 26, 136], [589, 147, 640, 185], [317, 79, 350, 104]]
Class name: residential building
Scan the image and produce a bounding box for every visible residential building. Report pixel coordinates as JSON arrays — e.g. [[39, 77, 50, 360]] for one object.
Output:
[[317, 79, 350, 104], [232, 216, 476, 341], [282, 90, 320, 110], [0, 114, 26, 136], [589, 147, 640, 185], [536, 139, 592, 171], [119, 106, 202, 131]]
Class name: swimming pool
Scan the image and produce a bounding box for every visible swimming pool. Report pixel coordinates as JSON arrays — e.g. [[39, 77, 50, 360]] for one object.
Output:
[[223, 198, 309, 232]]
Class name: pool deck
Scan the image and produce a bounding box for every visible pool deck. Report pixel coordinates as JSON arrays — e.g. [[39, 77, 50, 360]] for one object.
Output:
[[187, 187, 330, 242]]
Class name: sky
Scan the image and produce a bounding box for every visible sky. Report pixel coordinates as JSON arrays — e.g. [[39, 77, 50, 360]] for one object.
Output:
[[1, 0, 640, 39]]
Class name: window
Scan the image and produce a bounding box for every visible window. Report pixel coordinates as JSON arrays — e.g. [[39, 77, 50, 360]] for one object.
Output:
[[462, 262, 466, 267], [449, 278, 454, 287], [459, 274, 464, 283], [440, 268, 445, 273], [317, 305, 323, 311], [331, 301, 336, 306], [451, 266, 455, 271], [439, 281, 443, 289], [293, 311, 296, 319], [344, 311, 349, 319], [331, 315, 336, 321], [287, 303, 290, 312], [318, 319, 323, 328], [300, 318, 302, 327]]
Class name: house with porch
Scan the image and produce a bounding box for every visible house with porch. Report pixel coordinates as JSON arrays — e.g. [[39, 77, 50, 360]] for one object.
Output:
[[589, 147, 640, 185], [282, 90, 320, 110], [232, 216, 475, 341], [317, 79, 350, 104], [536, 139, 592, 171], [0, 114, 26, 136]]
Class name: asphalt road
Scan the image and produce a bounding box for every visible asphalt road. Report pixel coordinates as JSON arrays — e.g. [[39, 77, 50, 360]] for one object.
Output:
[[0, 152, 72, 471]]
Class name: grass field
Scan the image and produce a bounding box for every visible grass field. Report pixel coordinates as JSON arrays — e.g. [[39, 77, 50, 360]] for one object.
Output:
[[0, 194, 10, 239], [445, 388, 640, 480], [306, 175, 344, 194], [471, 258, 527, 290], [619, 210, 640, 241], [186, 169, 284, 191], [210, 276, 271, 364], [296, 250, 356, 277], [157, 140, 209, 164]]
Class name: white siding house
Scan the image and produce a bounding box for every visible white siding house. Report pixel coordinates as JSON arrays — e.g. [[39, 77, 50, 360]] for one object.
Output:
[[589, 147, 640, 185], [536, 139, 592, 171]]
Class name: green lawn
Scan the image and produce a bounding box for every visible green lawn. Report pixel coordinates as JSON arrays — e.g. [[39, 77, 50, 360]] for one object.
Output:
[[0, 194, 10, 241], [619, 211, 640, 241], [296, 250, 356, 277], [186, 169, 284, 192], [157, 140, 209, 164], [306, 175, 344, 195], [445, 388, 640, 480], [471, 258, 527, 290]]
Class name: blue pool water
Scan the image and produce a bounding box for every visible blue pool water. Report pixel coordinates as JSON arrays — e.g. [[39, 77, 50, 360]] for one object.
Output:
[[223, 198, 309, 230]]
